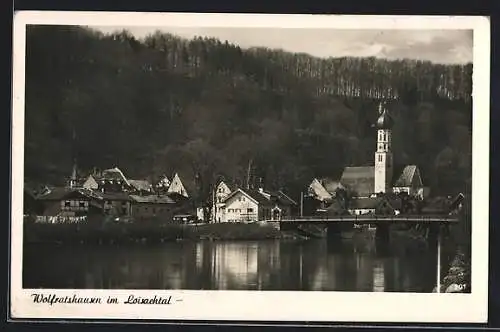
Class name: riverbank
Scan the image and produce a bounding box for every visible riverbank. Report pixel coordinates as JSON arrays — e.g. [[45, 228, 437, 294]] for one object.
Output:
[[389, 224, 470, 293], [23, 221, 308, 244]]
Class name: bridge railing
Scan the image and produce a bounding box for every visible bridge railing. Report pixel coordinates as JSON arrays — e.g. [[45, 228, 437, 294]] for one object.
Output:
[[278, 214, 459, 223]]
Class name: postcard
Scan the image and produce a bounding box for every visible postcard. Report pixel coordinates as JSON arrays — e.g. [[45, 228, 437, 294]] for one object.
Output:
[[10, 12, 490, 324]]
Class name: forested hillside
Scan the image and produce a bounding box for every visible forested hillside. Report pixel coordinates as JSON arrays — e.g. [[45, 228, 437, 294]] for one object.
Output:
[[24, 25, 473, 202]]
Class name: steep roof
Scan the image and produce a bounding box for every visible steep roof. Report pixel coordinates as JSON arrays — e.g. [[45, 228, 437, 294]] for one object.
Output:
[[128, 179, 153, 192], [276, 190, 298, 206], [129, 195, 176, 204], [99, 167, 130, 186], [393, 165, 423, 187], [307, 178, 332, 201], [223, 188, 271, 206], [216, 180, 236, 192], [340, 166, 375, 197], [319, 178, 342, 194], [167, 172, 190, 197]]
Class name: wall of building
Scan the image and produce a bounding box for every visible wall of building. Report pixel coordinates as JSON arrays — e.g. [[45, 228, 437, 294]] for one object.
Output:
[[41, 199, 98, 216], [224, 194, 259, 223], [131, 203, 173, 219], [104, 200, 131, 216]]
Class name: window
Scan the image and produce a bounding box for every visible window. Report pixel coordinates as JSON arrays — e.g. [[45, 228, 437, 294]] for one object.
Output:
[[247, 208, 253, 213], [79, 201, 85, 208], [64, 201, 71, 207], [378, 155, 382, 162]]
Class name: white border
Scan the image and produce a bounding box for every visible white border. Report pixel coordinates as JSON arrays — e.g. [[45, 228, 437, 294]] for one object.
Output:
[[10, 12, 490, 323]]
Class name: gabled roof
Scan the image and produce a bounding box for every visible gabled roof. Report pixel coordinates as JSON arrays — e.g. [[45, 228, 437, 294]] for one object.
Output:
[[167, 172, 190, 197], [129, 195, 176, 204], [277, 190, 298, 206], [393, 165, 423, 187], [223, 188, 270, 206], [307, 178, 333, 201], [216, 180, 236, 192], [319, 178, 342, 194], [98, 167, 131, 186], [340, 166, 375, 197], [128, 179, 153, 192]]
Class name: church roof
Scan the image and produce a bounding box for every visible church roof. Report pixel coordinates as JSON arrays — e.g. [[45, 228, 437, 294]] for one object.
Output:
[[393, 165, 422, 187], [339, 166, 375, 197]]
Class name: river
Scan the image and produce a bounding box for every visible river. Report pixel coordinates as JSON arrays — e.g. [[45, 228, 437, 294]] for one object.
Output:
[[23, 231, 450, 292]]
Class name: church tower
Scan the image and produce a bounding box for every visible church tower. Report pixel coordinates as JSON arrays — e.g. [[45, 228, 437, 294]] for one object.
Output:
[[374, 102, 394, 194]]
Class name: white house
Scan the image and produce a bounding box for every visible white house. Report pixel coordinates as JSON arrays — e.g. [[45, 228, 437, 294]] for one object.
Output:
[[221, 188, 296, 223], [82, 174, 99, 190], [167, 173, 189, 198], [212, 181, 234, 223]]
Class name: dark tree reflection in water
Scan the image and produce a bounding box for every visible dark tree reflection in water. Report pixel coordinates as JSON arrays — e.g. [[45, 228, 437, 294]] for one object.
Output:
[[23, 235, 441, 292]]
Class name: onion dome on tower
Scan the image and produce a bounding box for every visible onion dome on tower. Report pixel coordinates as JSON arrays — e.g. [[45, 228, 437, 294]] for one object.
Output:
[[375, 102, 394, 129]]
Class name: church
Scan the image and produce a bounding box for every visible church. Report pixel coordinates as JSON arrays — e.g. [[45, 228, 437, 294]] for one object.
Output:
[[307, 102, 429, 206]]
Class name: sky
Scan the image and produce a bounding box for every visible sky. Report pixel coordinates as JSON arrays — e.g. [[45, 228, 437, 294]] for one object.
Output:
[[93, 26, 473, 65]]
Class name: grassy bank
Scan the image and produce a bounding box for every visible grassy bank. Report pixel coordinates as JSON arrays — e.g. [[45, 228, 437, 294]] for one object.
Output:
[[23, 220, 307, 244]]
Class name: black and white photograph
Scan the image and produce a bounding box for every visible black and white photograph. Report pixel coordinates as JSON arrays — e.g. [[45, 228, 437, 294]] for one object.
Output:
[[10, 12, 490, 323]]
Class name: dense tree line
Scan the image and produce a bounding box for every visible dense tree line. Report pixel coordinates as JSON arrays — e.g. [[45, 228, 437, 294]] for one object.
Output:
[[24, 25, 472, 205]]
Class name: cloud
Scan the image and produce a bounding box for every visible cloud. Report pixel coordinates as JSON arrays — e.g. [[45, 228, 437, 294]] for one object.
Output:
[[92, 26, 473, 64]]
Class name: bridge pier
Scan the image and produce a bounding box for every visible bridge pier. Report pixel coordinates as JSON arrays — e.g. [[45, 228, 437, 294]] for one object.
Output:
[[375, 222, 390, 255]]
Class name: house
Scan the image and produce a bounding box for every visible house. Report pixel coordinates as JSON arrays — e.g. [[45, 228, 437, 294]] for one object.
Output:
[[82, 174, 99, 190], [36, 187, 103, 216], [212, 180, 235, 223], [129, 194, 176, 219], [307, 178, 334, 202], [128, 179, 154, 195], [392, 165, 430, 198], [100, 192, 132, 216], [222, 188, 297, 223], [92, 167, 133, 193], [167, 172, 191, 198]]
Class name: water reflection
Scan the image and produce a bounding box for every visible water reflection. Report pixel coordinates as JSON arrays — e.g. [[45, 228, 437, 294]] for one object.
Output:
[[23, 234, 439, 292]]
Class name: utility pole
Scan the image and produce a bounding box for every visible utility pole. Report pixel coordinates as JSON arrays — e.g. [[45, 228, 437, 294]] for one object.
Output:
[[300, 191, 304, 217]]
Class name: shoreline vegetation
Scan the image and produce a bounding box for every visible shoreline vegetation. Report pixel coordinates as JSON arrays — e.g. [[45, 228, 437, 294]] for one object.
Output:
[[23, 220, 309, 244]]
